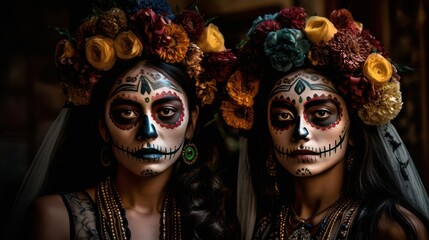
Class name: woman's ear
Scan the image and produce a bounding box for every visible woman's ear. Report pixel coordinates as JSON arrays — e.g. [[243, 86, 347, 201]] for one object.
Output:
[[185, 106, 199, 139], [98, 119, 109, 142]]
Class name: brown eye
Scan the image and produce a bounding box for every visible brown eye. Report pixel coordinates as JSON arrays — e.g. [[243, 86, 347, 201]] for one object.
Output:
[[313, 109, 331, 120], [305, 100, 339, 127], [152, 99, 184, 127], [275, 110, 295, 122], [109, 99, 142, 129], [120, 110, 138, 120], [270, 100, 296, 130], [158, 107, 176, 118]]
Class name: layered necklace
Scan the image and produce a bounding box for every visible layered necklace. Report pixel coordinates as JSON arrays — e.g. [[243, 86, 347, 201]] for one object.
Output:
[[96, 176, 182, 240], [279, 197, 359, 240]]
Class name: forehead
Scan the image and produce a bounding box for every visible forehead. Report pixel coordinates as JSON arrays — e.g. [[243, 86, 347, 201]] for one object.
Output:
[[110, 62, 184, 97], [270, 69, 338, 99]]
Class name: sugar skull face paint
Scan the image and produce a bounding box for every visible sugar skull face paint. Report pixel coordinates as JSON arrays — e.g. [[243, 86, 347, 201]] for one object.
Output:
[[104, 61, 191, 177], [268, 69, 350, 177]]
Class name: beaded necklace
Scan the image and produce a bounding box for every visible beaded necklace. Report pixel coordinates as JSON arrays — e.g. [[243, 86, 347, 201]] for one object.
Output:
[[96, 176, 182, 240], [279, 197, 359, 240]]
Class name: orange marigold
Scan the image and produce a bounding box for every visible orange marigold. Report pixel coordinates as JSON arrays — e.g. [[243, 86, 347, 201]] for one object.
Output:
[[159, 23, 190, 63], [196, 79, 217, 106], [226, 70, 260, 107], [220, 100, 254, 130]]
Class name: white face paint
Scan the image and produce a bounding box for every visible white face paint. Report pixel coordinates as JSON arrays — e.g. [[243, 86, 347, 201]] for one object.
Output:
[[104, 61, 191, 177], [268, 69, 350, 177]]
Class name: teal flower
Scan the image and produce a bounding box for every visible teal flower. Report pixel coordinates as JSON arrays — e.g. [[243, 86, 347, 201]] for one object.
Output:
[[264, 28, 310, 72]]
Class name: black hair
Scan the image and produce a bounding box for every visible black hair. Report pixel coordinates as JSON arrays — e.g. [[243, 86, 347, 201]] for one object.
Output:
[[86, 56, 238, 239], [247, 67, 429, 239]]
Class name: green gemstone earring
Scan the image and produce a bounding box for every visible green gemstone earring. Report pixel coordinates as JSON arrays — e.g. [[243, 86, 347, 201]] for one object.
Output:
[[182, 143, 198, 165]]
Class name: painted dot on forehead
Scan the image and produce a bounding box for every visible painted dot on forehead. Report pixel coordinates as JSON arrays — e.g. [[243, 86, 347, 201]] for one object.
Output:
[[310, 75, 319, 81], [145, 97, 150, 103]]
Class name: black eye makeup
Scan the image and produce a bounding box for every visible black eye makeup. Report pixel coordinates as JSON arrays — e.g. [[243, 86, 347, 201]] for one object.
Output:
[[109, 99, 142, 130], [304, 98, 340, 128], [270, 100, 297, 130], [151, 95, 184, 129]]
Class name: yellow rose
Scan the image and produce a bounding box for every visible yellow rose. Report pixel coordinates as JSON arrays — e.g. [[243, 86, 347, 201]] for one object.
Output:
[[363, 53, 393, 84], [85, 35, 116, 71], [114, 31, 143, 60], [196, 23, 226, 53], [303, 16, 338, 44]]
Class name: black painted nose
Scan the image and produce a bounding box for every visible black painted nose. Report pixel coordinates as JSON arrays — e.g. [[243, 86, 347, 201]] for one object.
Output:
[[137, 114, 158, 140], [292, 116, 309, 141]]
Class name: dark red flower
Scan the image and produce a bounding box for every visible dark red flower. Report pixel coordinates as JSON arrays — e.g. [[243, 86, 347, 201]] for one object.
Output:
[[201, 50, 238, 83], [361, 28, 389, 57], [175, 10, 205, 42], [277, 7, 307, 29], [329, 30, 371, 72], [330, 8, 359, 34], [251, 20, 282, 44], [338, 73, 375, 109], [130, 7, 169, 54]]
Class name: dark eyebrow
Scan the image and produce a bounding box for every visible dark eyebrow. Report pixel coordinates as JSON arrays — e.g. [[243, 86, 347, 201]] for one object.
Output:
[[271, 99, 294, 109], [305, 98, 337, 108], [152, 95, 181, 105], [111, 98, 140, 108]]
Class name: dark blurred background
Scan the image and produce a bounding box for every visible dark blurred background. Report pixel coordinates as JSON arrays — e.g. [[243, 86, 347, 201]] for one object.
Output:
[[1, 0, 428, 234]]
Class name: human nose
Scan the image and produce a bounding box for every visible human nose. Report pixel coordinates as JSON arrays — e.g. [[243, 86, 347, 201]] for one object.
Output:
[[292, 116, 309, 142], [136, 114, 158, 140]]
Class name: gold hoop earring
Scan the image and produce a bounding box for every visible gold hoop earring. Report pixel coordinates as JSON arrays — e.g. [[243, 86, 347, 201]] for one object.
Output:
[[101, 146, 111, 167], [182, 142, 198, 165]]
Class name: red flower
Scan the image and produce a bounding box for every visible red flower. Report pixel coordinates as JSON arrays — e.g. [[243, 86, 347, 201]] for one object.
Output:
[[330, 9, 359, 34], [175, 10, 205, 42], [130, 7, 169, 54], [361, 29, 389, 57], [338, 73, 375, 109], [201, 50, 238, 83], [277, 7, 307, 29], [329, 30, 371, 72], [252, 20, 282, 44]]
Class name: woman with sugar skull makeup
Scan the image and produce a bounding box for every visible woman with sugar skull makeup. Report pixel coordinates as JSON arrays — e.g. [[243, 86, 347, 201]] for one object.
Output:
[[217, 6, 429, 240], [4, 0, 240, 239]]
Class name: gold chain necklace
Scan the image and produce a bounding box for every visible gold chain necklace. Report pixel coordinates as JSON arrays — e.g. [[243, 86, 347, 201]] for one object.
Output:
[[96, 176, 182, 240]]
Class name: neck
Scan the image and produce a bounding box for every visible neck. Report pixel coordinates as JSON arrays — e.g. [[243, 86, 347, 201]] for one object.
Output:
[[115, 165, 173, 213], [291, 161, 344, 222]]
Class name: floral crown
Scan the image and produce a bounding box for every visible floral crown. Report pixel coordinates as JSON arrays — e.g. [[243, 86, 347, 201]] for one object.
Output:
[[216, 7, 404, 131], [54, 1, 237, 106]]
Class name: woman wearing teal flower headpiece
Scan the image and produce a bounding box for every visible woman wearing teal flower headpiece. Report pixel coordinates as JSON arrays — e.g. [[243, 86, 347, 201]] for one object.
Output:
[[218, 6, 429, 240]]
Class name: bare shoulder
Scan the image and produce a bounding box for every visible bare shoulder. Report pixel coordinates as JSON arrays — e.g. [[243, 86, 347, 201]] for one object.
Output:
[[32, 194, 69, 240], [377, 204, 428, 240]]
